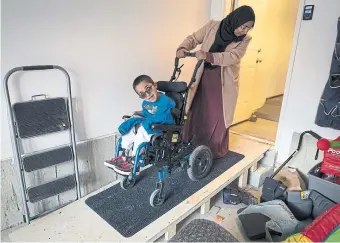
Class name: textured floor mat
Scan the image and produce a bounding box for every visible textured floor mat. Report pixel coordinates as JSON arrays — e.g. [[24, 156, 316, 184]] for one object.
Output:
[[170, 219, 238, 242], [85, 151, 244, 237]]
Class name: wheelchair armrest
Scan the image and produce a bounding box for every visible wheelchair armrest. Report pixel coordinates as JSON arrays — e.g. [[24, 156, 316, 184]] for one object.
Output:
[[122, 115, 132, 120], [151, 123, 183, 131]]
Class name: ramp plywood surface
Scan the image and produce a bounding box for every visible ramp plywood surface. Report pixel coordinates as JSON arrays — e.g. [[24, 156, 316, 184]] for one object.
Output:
[[8, 134, 270, 242]]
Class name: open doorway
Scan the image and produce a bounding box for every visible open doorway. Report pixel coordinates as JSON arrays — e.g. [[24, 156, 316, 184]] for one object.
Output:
[[226, 0, 300, 144]]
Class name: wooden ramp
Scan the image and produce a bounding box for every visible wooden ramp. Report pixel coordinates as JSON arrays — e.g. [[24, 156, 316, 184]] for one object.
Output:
[[8, 134, 270, 242]]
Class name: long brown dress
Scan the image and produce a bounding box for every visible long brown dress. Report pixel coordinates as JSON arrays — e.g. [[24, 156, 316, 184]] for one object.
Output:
[[183, 65, 229, 159]]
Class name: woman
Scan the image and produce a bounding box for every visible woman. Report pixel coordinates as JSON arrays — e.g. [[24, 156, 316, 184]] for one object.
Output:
[[177, 6, 255, 159]]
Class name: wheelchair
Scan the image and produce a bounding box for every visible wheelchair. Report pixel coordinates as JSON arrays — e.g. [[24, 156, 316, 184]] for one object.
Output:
[[108, 53, 213, 207]]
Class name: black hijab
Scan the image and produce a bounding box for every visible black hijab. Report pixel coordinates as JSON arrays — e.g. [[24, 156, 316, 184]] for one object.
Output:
[[209, 5, 255, 53]]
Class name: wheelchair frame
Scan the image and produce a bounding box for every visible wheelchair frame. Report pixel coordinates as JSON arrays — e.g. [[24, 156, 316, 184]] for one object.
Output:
[[112, 53, 213, 207]]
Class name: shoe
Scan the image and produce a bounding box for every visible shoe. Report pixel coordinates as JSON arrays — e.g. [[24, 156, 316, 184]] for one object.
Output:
[[104, 156, 125, 169], [113, 161, 133, 176]]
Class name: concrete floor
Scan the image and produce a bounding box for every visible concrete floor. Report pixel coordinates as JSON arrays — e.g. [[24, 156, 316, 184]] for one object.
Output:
[[2, 182, 250, 242]]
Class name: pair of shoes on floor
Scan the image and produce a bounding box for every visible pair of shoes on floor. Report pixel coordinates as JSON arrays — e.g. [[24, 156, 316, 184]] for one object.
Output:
[[104, 156, 134, 176]]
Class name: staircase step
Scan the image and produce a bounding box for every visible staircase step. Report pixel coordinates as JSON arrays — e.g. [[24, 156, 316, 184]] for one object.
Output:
[[255, 103, 281, 122]]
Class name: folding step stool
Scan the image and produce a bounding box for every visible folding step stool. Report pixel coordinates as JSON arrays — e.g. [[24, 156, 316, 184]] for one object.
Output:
[[3, 65, 81, 223]]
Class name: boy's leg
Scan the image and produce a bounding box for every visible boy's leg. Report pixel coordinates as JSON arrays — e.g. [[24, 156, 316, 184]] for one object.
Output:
[[104, 129, 136, 168], [121, 129, 136, 151], [131, 126, 152, 156], [114, 126, 152, 175]]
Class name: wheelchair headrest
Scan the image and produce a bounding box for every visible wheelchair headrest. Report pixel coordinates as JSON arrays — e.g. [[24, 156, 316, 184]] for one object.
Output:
[[157, 81, 187, 93]]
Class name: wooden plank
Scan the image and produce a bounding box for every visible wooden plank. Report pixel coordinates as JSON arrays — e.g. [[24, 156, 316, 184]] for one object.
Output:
[[8, 134, 270, 242], [200, 199, 211, 215], [164, 224, 176, 241], [250, 162, 258, 172], [238, 169, 249, 189]]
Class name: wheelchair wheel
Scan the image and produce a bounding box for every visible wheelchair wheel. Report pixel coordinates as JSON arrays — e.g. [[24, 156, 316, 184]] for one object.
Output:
[[149, 189, 165, 208], [120, 175, 136, 190], [187, 145, 213, 181]]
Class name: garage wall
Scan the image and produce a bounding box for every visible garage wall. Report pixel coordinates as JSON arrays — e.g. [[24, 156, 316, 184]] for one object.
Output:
[[0, 0, 212, 230], [1, 0, 211, 160], [276, 0, 340, 163]]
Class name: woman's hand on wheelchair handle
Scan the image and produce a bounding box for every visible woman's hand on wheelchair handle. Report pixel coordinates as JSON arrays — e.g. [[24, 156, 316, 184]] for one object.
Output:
[[176, 49, 186, 58], [195, 50, 207, 61]]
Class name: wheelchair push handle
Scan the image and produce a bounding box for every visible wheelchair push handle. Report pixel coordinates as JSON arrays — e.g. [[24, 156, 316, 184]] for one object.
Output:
[[183, 52, 196, 57], [169, 52, 199, 82]]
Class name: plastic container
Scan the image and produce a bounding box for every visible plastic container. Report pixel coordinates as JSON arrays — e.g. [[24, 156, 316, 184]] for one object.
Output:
[[308, 162, 340, 203]]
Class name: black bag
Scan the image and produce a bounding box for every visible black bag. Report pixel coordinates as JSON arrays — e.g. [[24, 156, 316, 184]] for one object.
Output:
[[315, 17, 340, 130], [261, 177, 287, 202]]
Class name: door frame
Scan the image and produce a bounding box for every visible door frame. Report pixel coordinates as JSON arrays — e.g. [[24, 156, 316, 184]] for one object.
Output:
[[274, 0, 304, 143], [222, 0, 305, 143]]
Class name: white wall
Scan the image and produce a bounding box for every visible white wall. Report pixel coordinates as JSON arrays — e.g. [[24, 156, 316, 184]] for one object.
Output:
[[0, 0, 211, 160], [210, 0, 225, 20], [276, 0, 340, 163]]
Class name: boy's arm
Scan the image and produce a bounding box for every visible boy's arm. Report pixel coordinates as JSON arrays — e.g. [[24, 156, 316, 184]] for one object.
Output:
[[133, 111, 145, 118]]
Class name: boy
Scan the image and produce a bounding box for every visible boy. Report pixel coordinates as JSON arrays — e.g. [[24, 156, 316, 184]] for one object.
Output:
[[104, 75, 175, 175]]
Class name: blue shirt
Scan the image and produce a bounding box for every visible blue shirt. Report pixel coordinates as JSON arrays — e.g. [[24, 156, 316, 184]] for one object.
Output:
[[140, 93, 176, 133], [118, 93, 176, 135]]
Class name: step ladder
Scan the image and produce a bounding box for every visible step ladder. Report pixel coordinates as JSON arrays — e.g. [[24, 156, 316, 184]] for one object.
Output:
[[3, 65, 81, 223]]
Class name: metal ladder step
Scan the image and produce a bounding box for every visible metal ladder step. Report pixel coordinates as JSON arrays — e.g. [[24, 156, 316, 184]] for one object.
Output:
[[22, 146, 73, 172], [27, 174, 76, 203], [13, 97, 70, 138]]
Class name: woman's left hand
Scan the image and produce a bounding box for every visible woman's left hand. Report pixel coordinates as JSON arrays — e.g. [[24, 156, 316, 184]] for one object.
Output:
[[195, 50, 207, 61]]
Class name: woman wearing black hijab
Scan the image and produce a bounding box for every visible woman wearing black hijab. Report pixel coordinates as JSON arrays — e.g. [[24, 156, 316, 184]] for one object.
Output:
[[177, 6, 255, 159]]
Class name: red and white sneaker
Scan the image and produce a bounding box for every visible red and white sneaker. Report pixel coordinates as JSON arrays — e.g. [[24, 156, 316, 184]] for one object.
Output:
[[113, 161, 134, 176], [104, 156, 125, 169]]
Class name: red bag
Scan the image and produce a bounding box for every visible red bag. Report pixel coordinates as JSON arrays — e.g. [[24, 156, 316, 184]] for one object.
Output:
[[321, 137, 340, 177]]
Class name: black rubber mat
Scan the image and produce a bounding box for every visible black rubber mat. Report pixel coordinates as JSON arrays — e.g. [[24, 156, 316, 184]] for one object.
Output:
[[85, 151, 244, 237], [170, 219, 238, 242], [22, 146, 73, 172], [13, 98, 70, 138]]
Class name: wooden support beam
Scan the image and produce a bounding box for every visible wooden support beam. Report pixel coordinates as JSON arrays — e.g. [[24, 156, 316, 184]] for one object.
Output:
[[250, 162, 258, 172], [165, 224, 176, 241], [238, 169, 249, 189], [200, 199, 211, 215]]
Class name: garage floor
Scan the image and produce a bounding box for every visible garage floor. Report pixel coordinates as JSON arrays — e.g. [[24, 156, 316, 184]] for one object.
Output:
[[1, 182, 251, 242]]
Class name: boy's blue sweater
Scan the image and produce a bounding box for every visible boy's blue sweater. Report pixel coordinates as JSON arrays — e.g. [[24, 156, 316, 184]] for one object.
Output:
[[118, 93, 176, 135]]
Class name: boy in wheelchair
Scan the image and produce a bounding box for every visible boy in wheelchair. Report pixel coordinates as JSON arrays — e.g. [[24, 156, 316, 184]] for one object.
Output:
[[104, 56, 213, 207], [104, 75, 176, 175]]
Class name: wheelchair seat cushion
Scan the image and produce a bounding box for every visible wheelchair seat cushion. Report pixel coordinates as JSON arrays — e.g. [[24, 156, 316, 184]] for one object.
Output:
[[157, 81, 187, 93]]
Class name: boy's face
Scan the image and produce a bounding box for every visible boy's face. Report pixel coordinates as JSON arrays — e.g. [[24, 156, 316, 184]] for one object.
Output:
[[135, 81, 158, 102]]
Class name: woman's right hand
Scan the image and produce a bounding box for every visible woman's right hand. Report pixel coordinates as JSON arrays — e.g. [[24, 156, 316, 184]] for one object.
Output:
[[176, 49, 186, 58]]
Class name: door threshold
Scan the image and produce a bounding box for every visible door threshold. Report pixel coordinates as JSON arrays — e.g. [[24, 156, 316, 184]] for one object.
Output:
[[230, 130, 275, 145]]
